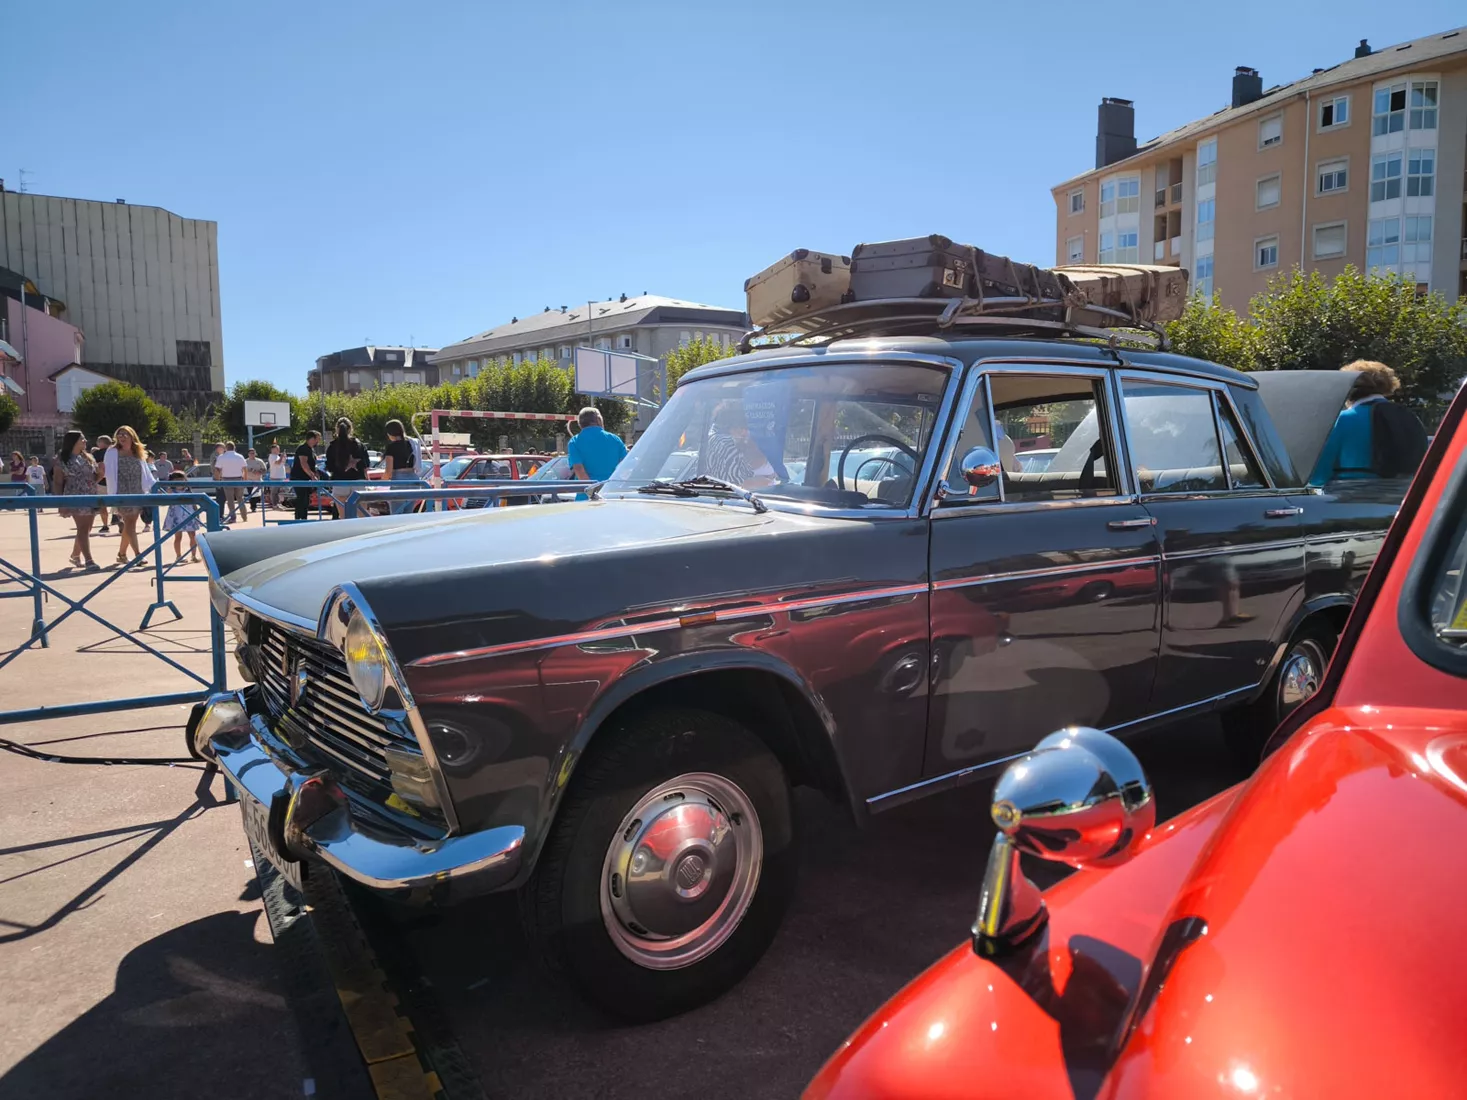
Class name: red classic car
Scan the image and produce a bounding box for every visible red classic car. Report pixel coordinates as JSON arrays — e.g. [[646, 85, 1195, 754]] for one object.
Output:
[[805, 379, 1467, 1099]]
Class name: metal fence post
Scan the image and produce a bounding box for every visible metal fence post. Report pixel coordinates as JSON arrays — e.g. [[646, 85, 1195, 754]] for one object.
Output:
[[27, 506, 47, 647], [139, 502, 181, 630]]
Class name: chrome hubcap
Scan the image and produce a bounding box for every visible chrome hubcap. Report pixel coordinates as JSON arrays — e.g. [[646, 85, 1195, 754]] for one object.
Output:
[[600, 772, 762, 971], [1279, 638, 1328, 714]]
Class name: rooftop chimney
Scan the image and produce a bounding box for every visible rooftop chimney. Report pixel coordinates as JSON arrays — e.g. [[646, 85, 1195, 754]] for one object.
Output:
[[1232, 67, 1263, 108], [1095, 97, 1137, 170], [1355, 39, 1372, 58]]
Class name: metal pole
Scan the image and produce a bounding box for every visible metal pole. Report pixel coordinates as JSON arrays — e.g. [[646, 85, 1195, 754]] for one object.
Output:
[[28, 507, 46, 646]]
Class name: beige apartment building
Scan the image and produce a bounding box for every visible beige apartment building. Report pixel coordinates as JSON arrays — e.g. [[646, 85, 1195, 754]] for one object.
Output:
[[1052, 28, 1467, 311]]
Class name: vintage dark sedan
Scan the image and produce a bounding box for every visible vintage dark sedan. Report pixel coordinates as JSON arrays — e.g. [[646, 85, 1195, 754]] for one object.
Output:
[[192, 331, 1403, 1020], [803, 377, 1467, 1100]]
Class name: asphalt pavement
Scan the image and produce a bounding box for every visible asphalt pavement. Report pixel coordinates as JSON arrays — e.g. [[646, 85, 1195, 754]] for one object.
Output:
[[371, 715, 1246, 1100]]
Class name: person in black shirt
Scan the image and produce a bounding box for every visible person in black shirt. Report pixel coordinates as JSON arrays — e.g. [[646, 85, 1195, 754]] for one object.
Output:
[[324, 418, 369, 520], [291, 430, 323, 521], [382, 419, 417, 514]]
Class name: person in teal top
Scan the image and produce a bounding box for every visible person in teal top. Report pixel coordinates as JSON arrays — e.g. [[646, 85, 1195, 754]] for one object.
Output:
[[1310, 361, 1400, 486], [567, 407, 628, 498]]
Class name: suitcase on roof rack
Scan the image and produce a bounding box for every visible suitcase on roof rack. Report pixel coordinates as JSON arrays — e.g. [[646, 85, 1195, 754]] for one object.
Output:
[[849, 236, 1070, 305], [744, 249, 853, 330], [1054, 264, 1189, 325]]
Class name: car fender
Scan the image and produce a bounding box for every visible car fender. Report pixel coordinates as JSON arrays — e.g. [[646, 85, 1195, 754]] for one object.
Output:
[[1243, 592, 1354, 705]]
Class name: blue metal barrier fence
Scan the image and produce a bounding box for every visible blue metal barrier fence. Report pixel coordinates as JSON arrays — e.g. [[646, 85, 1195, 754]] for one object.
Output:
[[0, 492, 227, 725]]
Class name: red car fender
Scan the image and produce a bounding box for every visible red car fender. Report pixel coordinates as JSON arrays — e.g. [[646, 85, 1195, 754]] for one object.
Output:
[[804, 789, 1238, 1100]]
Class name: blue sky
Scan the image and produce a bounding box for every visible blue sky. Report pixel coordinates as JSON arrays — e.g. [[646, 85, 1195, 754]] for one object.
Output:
[[9, 1, 1464, 392]]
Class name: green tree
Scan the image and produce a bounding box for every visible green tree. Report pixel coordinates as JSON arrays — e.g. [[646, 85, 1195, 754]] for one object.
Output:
[[1247, 266, 1467, 404], [662, 336, 737, 398], [215, 379, 296, 444], [71, 381, 172, 443], [1164, 293, 1258, 371], [0, 391, 17, 435]]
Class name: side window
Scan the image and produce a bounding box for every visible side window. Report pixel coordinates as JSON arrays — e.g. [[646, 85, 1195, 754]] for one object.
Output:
[[989, 374, 1118, 501], [1217, 400, 1266, 488], [1122, 382, 1227, 494], [939, 377, 1001, 504]]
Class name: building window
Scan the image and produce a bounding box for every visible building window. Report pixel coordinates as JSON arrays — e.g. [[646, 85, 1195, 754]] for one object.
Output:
[[616, 334, 633, 349], [452, 365, 461, 376], [1195, 255, 1214, 298], [1196, 139, 1217, 187], [512, 351, 523, 365], [1319, 95, 1349, 129], [1098, 231, 1114, 262], [1099, 181, 1115, 218], [1313, 222, 1347, 259], [1374, 82, 1406, 135], [1196, 198, 1215, 242], [1256, 174, 1281, 209], [1403, 216, 1433, 263], [1069, 189, 1084, 214], [1366, 218, 1400, 268], [467, 360, 480, 377], [348, 371, 360, 385], [1409, 81, 1438, 130], [558, 345, 572, 360], [1258, 115, 1283, 148], [1317, 158, 1348, 195], [1066, 235, 1084, 263], [405, 371, 422, 384], [679, 331, 691, 347], [1370, 152, 1402, 201], [1406, 148, 1435, 197], [1116, 231, 1138, 262], [1255, 236, 1279, 270], [1099, 178, 1137, 217], [594, 337, 611, 351]]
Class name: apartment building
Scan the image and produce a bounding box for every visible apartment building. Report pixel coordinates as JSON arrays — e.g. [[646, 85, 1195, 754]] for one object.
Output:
[[431, 294, 749, 431], [1052, 28, 1467, 310], [309, 346, 440, 394]]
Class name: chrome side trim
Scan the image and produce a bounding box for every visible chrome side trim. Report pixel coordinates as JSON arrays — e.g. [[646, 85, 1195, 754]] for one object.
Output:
[[409, 581, 932, 667], [931, 494, 1140, 520], [1305, 530, 1385, 547], [1160, 538, 1305, 562], [931, 555, 1160, 592], [867, 685, 1258, 812]]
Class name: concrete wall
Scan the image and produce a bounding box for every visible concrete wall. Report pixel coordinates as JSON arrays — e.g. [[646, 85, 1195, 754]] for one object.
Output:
[[0, 193, 224, 400], [2, 298, 84, 419]]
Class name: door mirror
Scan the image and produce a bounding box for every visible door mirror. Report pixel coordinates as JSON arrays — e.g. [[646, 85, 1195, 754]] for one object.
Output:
[[959, 446, 1002, 490]]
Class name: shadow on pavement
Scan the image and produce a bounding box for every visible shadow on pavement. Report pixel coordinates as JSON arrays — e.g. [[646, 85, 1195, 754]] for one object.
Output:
[[0, 910, 306, 1100]]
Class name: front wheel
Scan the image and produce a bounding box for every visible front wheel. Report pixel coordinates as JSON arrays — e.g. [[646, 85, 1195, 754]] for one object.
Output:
[[519, 708, 795, 1021], [1222, 621, 1335, 767]]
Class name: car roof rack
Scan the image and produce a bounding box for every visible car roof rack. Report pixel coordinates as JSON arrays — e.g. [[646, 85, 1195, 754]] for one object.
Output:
[[737, 296, 1169, 356]]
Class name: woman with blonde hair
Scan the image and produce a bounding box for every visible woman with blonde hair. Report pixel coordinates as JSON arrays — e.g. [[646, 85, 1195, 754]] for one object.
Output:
[[103, 425, 155, 566]]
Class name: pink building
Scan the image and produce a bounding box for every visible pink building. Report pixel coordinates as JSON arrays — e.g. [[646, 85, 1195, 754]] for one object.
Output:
[[1, 292, 86, 429]]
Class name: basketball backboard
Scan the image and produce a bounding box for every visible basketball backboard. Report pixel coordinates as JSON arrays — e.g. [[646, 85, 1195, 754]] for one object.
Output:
[[244, 400, 291, 428], [574, 347, 655, 398]]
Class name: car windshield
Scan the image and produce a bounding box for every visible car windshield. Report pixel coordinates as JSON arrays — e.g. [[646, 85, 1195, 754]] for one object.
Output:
[[530, 455, 570, 480], [605, 360, 949, 509], [440, 456, 476, 479]]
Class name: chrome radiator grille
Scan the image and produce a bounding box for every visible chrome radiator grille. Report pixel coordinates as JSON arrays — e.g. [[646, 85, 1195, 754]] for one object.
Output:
[[256, 621, 419, 795]]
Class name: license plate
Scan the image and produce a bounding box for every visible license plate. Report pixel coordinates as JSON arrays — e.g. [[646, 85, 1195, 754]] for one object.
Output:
[[240, 790, 306, 893]]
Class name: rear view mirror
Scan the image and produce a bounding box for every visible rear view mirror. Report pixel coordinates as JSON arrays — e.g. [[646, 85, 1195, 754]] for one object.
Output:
[[960, 447, 1001, 490]]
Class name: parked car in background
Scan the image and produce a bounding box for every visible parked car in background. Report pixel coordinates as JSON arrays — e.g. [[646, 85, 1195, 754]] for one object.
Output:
[[1016, 446, 1059, 473], [804, 377, 1467, 1100], [195, 323, 1407, 1023]]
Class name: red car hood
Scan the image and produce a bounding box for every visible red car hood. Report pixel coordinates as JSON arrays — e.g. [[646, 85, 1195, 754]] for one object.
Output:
[[808, 709, 1467, 1100]]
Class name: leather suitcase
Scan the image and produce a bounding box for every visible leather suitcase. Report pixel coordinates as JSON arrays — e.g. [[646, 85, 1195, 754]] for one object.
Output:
[[850, 236, 1070, 304], [1054, 264, 1189, 325], [848, 235, 974, 300], [744, 249, 852, 329]]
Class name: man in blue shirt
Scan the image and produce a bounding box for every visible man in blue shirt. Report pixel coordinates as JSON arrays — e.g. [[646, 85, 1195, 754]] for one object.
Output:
[[567, 407, 627, 485], [1310, 360, 1413, 485]]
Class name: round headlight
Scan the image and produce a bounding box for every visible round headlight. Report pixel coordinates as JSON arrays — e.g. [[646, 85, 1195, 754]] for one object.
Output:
[[344, 611, 389, 711]]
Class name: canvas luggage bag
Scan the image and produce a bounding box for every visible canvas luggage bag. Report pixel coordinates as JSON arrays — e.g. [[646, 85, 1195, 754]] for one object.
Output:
[[848, 236, 1071, 305], [1054, 264, 1189, 325], [745, 249, 853, 329]]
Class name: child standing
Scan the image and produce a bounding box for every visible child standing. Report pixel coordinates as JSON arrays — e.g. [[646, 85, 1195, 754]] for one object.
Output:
[[25, 455, 46, 492], [163, 471, 202, 562]]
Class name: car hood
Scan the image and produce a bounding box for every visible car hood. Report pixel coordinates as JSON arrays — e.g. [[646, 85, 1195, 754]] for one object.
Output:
[[808, 709, 1467, 1100], [205, 498, 920, 665]]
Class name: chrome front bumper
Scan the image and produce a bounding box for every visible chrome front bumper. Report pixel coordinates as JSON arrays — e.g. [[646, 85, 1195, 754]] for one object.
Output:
[[194, 692, 524, 902]]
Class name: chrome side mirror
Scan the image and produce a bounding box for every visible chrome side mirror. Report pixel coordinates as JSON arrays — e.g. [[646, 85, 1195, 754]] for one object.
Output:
[[959, 446, 1001, 490], [973, 727, 1154, 956]]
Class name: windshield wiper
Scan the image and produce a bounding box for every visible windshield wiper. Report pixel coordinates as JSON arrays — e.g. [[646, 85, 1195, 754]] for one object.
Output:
[[636, 475, 768, 514]]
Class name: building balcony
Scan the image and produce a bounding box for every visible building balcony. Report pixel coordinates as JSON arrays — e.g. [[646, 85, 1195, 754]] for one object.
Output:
[[1171, 236, 1182, 257], [1155, 189, 1168, 209], [1170, 182, 1182, 205]]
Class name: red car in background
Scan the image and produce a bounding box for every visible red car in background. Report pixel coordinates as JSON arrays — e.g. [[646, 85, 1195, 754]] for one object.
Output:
[[805, 378, 1467, 1100]]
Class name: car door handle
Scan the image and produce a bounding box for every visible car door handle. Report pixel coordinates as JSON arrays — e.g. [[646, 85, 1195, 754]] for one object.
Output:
[[1107, 517, 1156, 530], [1264, 507, 1304, 518]]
